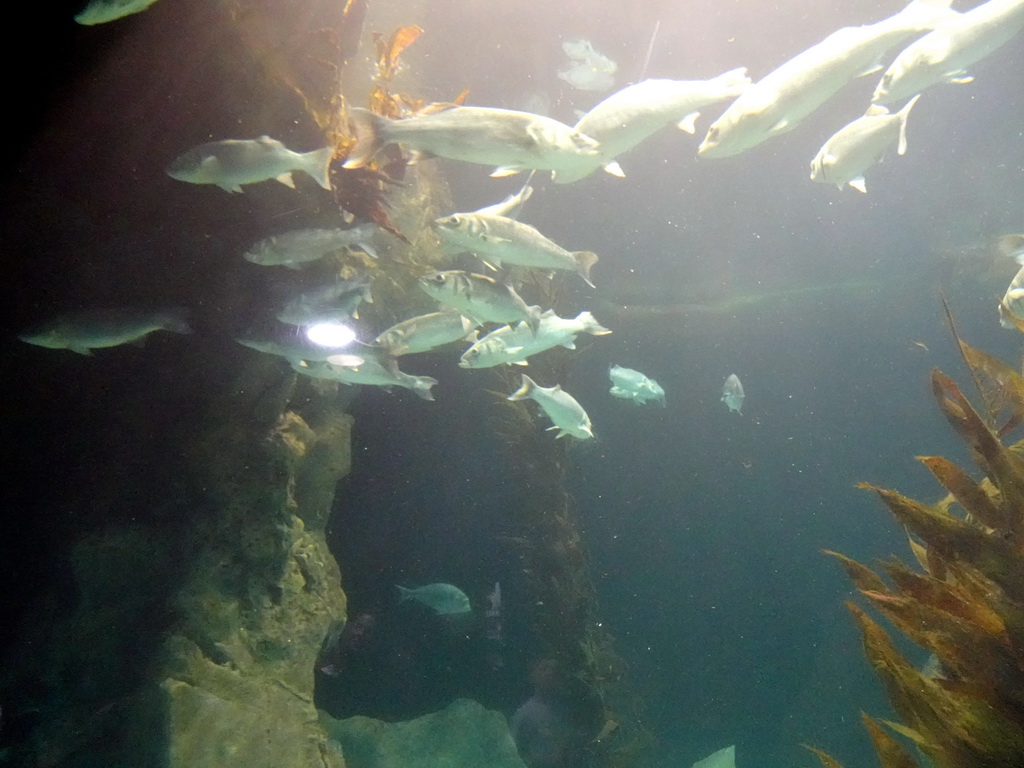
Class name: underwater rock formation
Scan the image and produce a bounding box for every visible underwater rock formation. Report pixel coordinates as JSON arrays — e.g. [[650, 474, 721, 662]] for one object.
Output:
[[321, 697, 526, 768]]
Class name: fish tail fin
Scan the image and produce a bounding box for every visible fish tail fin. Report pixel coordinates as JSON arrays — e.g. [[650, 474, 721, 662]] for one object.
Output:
[[895, 94, 921, 155], [410, 376, 439, 401], [573, 251, 599, 288], [161, 307, 192, 334], [577, 311, 612, 336], [396, 585, 413, 601], [712, 66, 752, 96], [508, 374, 537, 401], [996, 235, 1024, 264], [343, 108, 385, 169], [526, 305, 543, 335], [301, 146, 334, 190]]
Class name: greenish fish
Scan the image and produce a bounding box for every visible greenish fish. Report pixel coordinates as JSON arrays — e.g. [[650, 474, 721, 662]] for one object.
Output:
[[397, 583, 472, 615], [19, 308, 190, 355]]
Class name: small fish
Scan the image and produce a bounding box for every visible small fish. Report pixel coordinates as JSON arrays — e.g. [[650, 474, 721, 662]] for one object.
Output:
[[697, 0, 955, 158], [472, 179, 534, 219], [460, 310, 611, 369], [433, 212, 598, 286], [809, 95, 921, 193], [558, 39, 618, 92], [375, 310, 480, 356], [75, 0, 159, 24], [722, 373, 745, 414], [508, 374, 594, 440], [19, 308, 190, 355], [609, 365, 666, 406], [418, 270, 542, 331], [244, 224, 379, 268], [342, 105, 600, 179], [166, 136, 333, 193], [294, 354, 438, 401], [1000, 265, 1024, 329], [558, 69, 752, 183], [277, 275, 373, 326], [873, 0, 1024, 105], [397, 583, 472, 615]]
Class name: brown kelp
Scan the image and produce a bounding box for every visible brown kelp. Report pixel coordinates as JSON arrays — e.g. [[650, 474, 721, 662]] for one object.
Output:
[[810, 323, 1024, 768]]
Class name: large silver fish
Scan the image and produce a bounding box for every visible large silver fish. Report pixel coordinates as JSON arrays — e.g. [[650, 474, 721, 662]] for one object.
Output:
[[244, 224, 379, 268], [698, 0, 955, 159], [343, 106, 600, 179], [809, 95, 921, 193], [872, 0, 1024, 105], [295, 354, 439, 401], [167, 136, 333, 193], [459, 311, 611, 369], [418, 270, 542, 331], [609, 365, 666, 406], [277, 276, 373, 326], [557, 69, 752, 183], [508, 374, 594, 440], [374, 310, 480, 356], [19, 308, 190, 355], [433, 212, 598, 287]]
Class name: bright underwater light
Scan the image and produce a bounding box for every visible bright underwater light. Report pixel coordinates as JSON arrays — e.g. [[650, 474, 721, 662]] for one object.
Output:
[[305, 322, 356, 348]]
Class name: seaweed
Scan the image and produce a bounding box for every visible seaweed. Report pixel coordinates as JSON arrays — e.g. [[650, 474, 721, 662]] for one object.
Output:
[[810, 321, 1024, 768]]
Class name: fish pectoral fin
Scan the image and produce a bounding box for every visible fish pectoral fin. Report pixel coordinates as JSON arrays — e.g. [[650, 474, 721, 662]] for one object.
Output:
[[70, 345, 93, 355], [944, 70, 973, 84], [856, 59, 884, 77], [482, 234, 512, 245], [275, 173, 297, 189], [512, 360, 529, 366], [769, 118, 790, 134], [676, 111, 700, 134], [218, 183, 245, 193], [490, 165, 524, 178], [848, 176, 867, 194], [560, 341, 577, 349], [357, 243, 379, 259], [603, 161, 625, 177]]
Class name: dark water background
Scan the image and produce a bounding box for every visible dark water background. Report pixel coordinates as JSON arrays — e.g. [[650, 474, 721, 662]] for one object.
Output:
[[2, 1, 1023, 767]]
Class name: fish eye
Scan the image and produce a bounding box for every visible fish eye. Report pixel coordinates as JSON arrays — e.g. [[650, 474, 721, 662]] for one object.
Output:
[[428, 273, 446, 283], [707, 127, 719, 141]]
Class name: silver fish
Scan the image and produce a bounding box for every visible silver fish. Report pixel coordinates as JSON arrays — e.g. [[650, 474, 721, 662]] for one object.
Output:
[[873, 0, 1024, 105], [609, 365, 666, 406], [277, 276, 373, 326], [75, 0, 159, 24], [244, 224, 379, 268], [397, 583, 471, 615], [19, 308, 190, 355], [235, 330, 356, 363], [508, 374, 594, 440], [433, 212, 598, 286], [722, 373, 745, 414], [698, 0, 955, 159], [418, 270, 542, 331], [342, 106, 600, 179], [809, 95, 921, 193], [167, 136, 333, 193], [460, 311, 611, 369], [375, 310, 480, 356], [472, 179, 534, 219], [558, 69, 752, 183], [294, 354, 438, 401]]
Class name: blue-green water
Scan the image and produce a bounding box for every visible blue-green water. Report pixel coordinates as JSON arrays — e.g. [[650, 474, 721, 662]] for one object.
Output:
[[2, 1, 1023, 766]]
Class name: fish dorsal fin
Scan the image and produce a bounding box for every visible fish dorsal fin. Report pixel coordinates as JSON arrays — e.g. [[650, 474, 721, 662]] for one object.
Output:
[[491, 165, 524, 178], [864, 104, 890, 117], [848, 176, 867, 194], [275, 173, 296, 189], [676, 111, 700, 134], [417, 102, 461, 116], [603, 161, 625, 178]]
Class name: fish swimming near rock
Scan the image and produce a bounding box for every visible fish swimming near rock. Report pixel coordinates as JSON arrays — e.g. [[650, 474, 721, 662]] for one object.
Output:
[[75, 0, 159, 24], [433, 212, 598, 287], [244, 224, 379, 268], [557, 69, 752, 183], [872, 0, 1024, 105], [397, 583, 472, 615], [460, 310, 611, 369], [809, 94, 921, 193], [19, 308, 191, 354], [609, 365, 666, 406], [697, 0, 956, 159], [166, 136, 333, 193], [342, 105, 600, 179], [508, 374, 594, 439], [374, 310, 480, 356], [722, 373, 745, 414], [277, 275, 374, 326], [419, 270, 542, 331]]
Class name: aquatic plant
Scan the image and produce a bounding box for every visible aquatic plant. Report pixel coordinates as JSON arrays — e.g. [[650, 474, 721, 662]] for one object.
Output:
[[810, 322, 1024, 768]]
